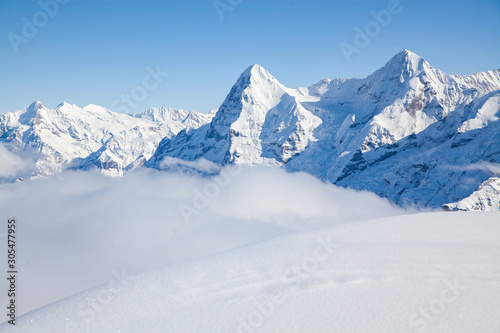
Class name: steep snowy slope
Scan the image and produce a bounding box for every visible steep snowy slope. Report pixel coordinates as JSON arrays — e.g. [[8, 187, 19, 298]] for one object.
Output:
[[1, 50, 498, 208], [0, 102, 212, 178], [5, 212, 500, 333], [148, 50, 500, 208], [296, 51, 500, 208], [145, 64, 322, 169], [324, 89, 500, 207], [444, 177, 500, 211]]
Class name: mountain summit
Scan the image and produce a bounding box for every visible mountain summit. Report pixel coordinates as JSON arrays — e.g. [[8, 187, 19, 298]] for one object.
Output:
[[2, 50, 499, 209], [385, 49, 426, 74], [0, 103, 213, 178], [147, 50, 500, 209]]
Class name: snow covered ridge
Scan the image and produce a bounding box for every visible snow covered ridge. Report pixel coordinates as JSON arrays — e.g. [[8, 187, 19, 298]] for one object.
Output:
[[147, 49, 500, 209], [0, 102, 214, 178], [1, 49, 499, 209], [444, 177, 500, 211]]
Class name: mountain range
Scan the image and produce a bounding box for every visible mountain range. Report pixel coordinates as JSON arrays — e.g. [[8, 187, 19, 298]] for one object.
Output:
[[1, 50, 499, 210], [0, 102, 214, 178]]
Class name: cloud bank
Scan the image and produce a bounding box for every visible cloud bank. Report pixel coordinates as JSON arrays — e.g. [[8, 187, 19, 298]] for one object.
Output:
[[0, 166, 405, 316], [0, 143, 33, 178]]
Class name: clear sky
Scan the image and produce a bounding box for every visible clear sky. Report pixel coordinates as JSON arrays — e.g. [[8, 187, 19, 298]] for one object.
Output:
[[1, 0, 499, 114]]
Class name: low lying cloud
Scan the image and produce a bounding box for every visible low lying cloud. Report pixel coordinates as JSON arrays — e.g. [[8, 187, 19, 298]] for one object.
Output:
[[0, 143, 33, 178], [159, 156, 221, 175], [445, 161, 500, 176], [462, 162, 500, 176], [0, 166, 405, 316]]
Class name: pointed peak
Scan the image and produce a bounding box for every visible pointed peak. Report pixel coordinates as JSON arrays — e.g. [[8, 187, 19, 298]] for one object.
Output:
[[56, 101, 72, 108], [391, 49, 423, 63], [19, 101, 46, 124], [399, 49, 418, 57], [238, 64, 276, 83], [372, 49, 432, 81], [230, 64, 286, 97], [386, 49, 426, 70], [27, 101, 44, 111], [56, 102, 81, 112], [243, 64, 265, 74]]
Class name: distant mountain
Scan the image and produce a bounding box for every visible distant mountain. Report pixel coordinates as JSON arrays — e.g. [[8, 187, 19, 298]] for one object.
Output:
[[146, 63, 322, 168], [1, 50, 499, 209], [444, 177, 500, 211], [146, 50, 500, 209], [0, 102, 213, 178]]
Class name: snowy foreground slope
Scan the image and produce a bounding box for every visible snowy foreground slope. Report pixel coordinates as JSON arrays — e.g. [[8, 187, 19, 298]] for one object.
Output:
[[5, 212, 500, 333], [0, 167, 403, 316]]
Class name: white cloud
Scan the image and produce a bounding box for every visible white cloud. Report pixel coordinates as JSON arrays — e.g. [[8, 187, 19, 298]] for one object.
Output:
[[0, 166, 406, 316], [463, 161, 500, 175], [445, 161, 500, 176], [159, 156, 221, 174], [0, 143, 32, 178]]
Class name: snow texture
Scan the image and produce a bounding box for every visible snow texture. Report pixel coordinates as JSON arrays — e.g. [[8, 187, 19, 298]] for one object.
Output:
[[4, 212, 500, 333]]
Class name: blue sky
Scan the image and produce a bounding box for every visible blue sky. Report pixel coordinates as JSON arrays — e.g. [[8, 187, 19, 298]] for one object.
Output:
[[1, 0, 499, 114]]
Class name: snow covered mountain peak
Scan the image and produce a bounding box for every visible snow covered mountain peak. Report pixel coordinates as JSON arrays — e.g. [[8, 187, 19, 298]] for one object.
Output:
[[231, 64, 290, 98], [208, 63, 290, 126], [370, 49, 431, 85], [56, 101, 73, 108], [82, 104, 111, 113], [444, 176, 500, 211], [2, 50, 499, 210], [240, 64, 271, 80], [0, 101, 213, 179], [390, 49, 424, 68], [146, 62, 321, 168], [29, 100, 44, 110], [147, 50, 500, 209]]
